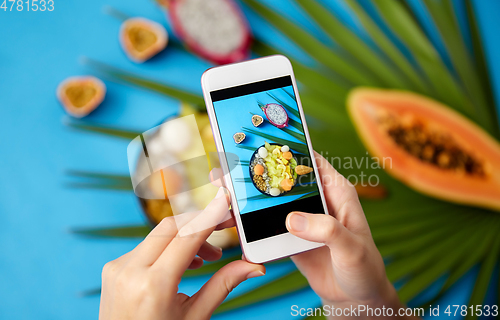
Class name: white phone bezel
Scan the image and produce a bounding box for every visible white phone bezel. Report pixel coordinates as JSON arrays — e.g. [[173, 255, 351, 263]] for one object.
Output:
[[201, 55, 328, 263]]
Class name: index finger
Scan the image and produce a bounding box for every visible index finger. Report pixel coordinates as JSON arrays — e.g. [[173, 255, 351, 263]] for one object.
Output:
[[210, 168, 236, 229], [151, 187, 232, 279], [128, 216, 179, 267]]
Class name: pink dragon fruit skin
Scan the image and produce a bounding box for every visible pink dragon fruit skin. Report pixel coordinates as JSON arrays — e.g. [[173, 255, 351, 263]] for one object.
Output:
[[164, 0, 252, 65], [261, 103, 289, 128]]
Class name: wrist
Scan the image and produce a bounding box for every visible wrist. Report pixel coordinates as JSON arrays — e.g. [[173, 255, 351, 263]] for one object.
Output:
[[372, 279, 421, 319], [363, 279, 414, 320]]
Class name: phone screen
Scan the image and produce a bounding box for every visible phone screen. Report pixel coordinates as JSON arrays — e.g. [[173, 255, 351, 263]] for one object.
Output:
[[211, 76, 325, 242]]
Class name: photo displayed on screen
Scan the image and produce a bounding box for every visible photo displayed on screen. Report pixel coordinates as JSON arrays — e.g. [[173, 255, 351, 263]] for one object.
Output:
[[211, 76, 325, 242]]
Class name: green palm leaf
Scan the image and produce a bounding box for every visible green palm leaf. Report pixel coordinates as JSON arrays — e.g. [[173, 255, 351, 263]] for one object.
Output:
[[236, 145, 258, 152], [370, 0, 476, 119], [282, 87, 296, 101], [242, 0, 379, 86], [299, 91, 352, 129], [71, 225, 151, 238], [251, 40, 349, 105], [295, 0, 412, 90], [420, 219, 500, 307], [79, 287, 102, 297], [465, 234, 500, 319], [396, 217, 491, 302], [385, 217, 482, 283], [241, 127, 309, 154], [343, 0, 432, 95], [66, 119, 140, 140], [465, 0, 495, 110], [82, 58, 206, 109], [282, 127, 306, 143], [304, 307, 327, 320], [66, 170, 133, 190], [376, 214, 470, 257], [66, 183, 133, 191], [440, 228, 499, 295], [422, 0, 499, 137]]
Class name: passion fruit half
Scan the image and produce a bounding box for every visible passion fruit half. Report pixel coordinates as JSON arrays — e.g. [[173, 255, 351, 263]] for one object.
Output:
[[120, 17, 168, 63], [56, 76, 106, 118]]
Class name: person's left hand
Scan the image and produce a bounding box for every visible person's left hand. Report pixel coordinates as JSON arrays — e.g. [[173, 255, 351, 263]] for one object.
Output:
[[99, 187, 266, 320]]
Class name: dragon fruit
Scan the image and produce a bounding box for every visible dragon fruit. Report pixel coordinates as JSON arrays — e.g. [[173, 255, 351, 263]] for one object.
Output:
[[161, 0, 251, 65], [260, 103, 289, 128]]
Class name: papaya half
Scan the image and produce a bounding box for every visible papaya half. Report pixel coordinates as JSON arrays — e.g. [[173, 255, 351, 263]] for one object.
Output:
[[120, 18, 168, 63], [347, 88, 500, 211], [57, 76, 106, 118]]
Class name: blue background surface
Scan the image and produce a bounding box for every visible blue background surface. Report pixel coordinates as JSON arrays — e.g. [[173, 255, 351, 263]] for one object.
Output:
[[213, 85, 318, 214], [0, 0, 499, 319]]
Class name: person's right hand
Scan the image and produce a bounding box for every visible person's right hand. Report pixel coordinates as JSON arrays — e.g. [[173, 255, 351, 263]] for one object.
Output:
[[285, 152, 414, 318]]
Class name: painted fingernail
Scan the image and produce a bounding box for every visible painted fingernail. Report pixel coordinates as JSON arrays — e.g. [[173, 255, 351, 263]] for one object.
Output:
[[215, 187, 225, 199], [289, 212, 308, 232], [246, 270, 265, 279]]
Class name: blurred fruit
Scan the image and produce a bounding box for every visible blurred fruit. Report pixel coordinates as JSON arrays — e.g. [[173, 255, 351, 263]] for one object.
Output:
[[160, 0, 251, 64], [348, 88, 500, 211], [57, 76, 106, 118], [254, 164, 264, 176], [260, 103, 289, 128], [137, 103, 238, 249], [120, 17, 168, 62], [148, 168, 182, 199], [251, 114, 263, 127], [354, 184, 387, 200], [280, 178, 293, 191], [233, 132, 246, 144], [295, 165, 312, 175]]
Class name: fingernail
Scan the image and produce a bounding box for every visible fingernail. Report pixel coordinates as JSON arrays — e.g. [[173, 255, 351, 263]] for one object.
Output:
[[246, 270, 265, 279], [289, 212, 308, 232], [215, 187, 225, 199]]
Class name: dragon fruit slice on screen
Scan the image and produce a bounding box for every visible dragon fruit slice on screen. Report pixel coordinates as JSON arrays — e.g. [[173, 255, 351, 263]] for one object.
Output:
[[261, 103, 289, 128], [162, 0, 251, 65]]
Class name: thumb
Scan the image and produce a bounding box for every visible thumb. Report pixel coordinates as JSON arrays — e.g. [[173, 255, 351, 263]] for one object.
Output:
[[190, 260, 265, 317], [286, 211, 357, 259]]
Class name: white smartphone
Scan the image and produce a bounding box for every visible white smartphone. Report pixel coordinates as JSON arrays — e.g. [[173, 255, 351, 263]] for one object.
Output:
[[201, 55, 329, 263]]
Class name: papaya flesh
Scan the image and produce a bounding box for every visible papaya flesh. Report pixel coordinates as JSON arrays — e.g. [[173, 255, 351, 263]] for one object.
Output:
[[120, 18, 168, 63], [347, 88, 500, 211], [56, 76, 106, 118]]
